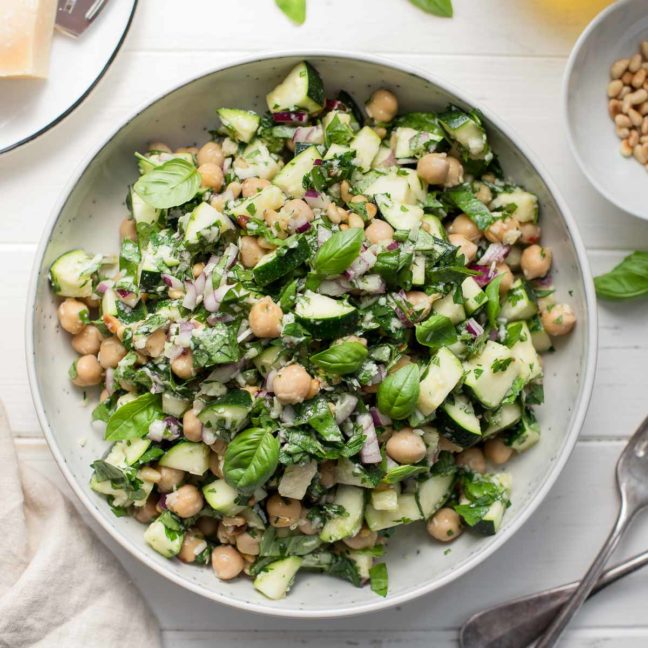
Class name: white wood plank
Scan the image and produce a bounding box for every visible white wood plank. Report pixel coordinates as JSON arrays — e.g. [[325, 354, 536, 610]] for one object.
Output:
[[3, 247, 642, 439], [15, 439, 648, 633]]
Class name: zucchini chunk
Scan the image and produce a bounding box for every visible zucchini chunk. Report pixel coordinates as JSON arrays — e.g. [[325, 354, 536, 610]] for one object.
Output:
[[266, 61, 325, 114], [254, 556, 303, 600], [159, 441, 210, 475], [365, 493, 423, 531], [49, 249, 100, 298], [320, 485, 364, 542], [417, 347, 464, 415], [198, 389, 253, 439], [203, 479, 246, 515], [272, 145, 321, 198], [253, 235, 311, 287], [295, 291, 358, 340], [439, 394, 482, 447], [217, 108, 260, 143]]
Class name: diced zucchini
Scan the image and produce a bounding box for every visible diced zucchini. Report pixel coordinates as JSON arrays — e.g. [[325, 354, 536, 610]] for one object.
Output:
[[500, 280, 537, 322], [348, 551, 373, 581], [254, 556, 303, 600], [324, 143, 351, 160], [464, 341, 521, 409], [101, 287, 118, 316], [217, 108, 260, 143], [484, 402, 522, 437], [371, 145, 394, 168], [49, 249, 100, 298], [184, 202, 235, 246], [230, 184, 285, 220], [371, 488, 399, 511], [233, 140, 282, 181], [266, 61, 325, 114], [467, 473, 512, 536], [272, 146, 320, 198], [440, 394, 482, 447], [412, 255, 426, 286], [363, 169, 426, 205], [350, 126, 381, 171], [198, 390, 253, 437], [335, 458, 375, 488], [438, 107, 490, 159], [416, 473, 455, 518], [295, 291, 358, 340], [252, 235, 310, 287], [375, 195, 424, 230], [432, 292, 466, 325], [365, 493, 423, 531], [158, 441, 210, 475], [203, 479, 246, 515], [507, 413, 540, 452], [129, 187, 160, 225], [320, 485, 365, 542], [162, 393, 190, 418], [393, 127, 419, 158], [144, 519, 184, 558], [528, 315, 553, 353], [421, 214, 447, 240], [505, 322, 542, 383], [490, 189, 538, 223], [461, 277, 487, 315], [253, 345, 288, 377], [104, 438, 151, 468], [278, 461, 318, 500], [90, 471, 153, 508], [417, 347, 463, 416]]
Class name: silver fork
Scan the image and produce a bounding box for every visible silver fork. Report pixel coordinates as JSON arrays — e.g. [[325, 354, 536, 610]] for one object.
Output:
[[56, 0, 110, 37], [460, 414, 648, 648]]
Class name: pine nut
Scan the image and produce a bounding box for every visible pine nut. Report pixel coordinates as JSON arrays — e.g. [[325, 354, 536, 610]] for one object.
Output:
[[623, 89, 648, 112], [632, 69, 647, 89], [611, 58, 630, 79], [629, 108, 643, 127], [629, 54, 642, 73], [620, 140, 633, 157], [629, 129, 640, 147], [616, 125, 630, 139], [609, 99, 623, 118], [608, 79, 623, 97], [622, 71, 634, 85], [642, 117, 648, 135], [619, 86, 631, 101], [615, 113, 631, 128], [641, 134, 648, 144], [633, 144, 648, 164], [642, 42, 648, 59], [640, 101, 648, 116]]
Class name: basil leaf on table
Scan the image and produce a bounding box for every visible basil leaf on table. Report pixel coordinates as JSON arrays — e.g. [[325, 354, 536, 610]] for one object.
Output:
[[134, 158, 200, 209], [311, 341, 369, 375], [445, 184, 494, 231], [415, 314, 457, 350], [377, 364, 420, 420], [275, 0, 306, 24], [594, 251, 648, 300], [313, 228, 364, 276], [223, 427, 280, 494], [369, 562, 389, 597], [485, 274, 504, 327], [409, 0, 453, 17], [105, 393, 163, 441]]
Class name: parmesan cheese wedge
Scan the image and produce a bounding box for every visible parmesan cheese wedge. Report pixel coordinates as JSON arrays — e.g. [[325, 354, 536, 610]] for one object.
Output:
[[0, 0, 58, 79]]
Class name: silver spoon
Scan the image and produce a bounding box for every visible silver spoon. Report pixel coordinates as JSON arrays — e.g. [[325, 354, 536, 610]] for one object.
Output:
[[459, 549, 648, 648]]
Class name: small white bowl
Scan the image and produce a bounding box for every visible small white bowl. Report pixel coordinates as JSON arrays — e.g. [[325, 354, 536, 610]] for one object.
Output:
[[564, 0, 648, 220]]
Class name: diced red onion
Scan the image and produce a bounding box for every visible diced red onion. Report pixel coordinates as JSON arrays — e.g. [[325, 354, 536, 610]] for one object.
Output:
[[167, 345, 185, 361], [325, 98, 346, 111], [265, 369, 277, 392], [293, 125, 323, 144], [368, 364, 387, 386], [206, 313, 235, 325], [272, 111, 308, 124], [346, 249, 377, 279], [397, 157, 417, 165], [104, 368, 114, 395], [358, 413, 381, 464], [375, 149, 396, 168], [386, 241, 399, 251], [182, 281, 197, 310], [157, 494, 168, 510], [207, 361, 243, 383], [469, 264, 496, 288], [370, 406, 391, 427], [237, 327, 253, 343], [334, 394, 358, 424], [465, 318, 485, 338], [223, 244, 239, 270], [280, 405, 296, 425], [478, 243, 509, 266], [162, 274, 184, 291], [116, 289, 140, 308], [533, 274, 553, 288], [353, 274, 386, 294], [202, 428, 217, 445], [204, 284, 231, 313], [295, 221, 311, 233], [395, 307, 414, 328], [317, 226, 333, 246], [313, 159, 322, 166], [489, 329, 498, 341], [96, 280, 111, 295], [318, 279, 352, 297], [193, 272, 206, 296], [147, 419, 167, 442], [164, 416, 181, 437]]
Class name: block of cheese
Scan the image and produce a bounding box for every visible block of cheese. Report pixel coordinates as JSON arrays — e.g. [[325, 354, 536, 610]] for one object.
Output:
[[0, 0, 58, 78]]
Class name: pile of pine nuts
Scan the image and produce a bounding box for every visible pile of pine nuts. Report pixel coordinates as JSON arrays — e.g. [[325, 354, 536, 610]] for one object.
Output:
[[607, 41, 648, 169]]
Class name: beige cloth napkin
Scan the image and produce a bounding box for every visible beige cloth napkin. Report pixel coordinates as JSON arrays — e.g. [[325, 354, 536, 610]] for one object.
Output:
[[0, 402, 161, 648]]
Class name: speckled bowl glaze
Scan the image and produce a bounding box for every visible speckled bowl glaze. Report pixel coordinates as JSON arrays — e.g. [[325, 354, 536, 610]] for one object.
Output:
[[27, 52, 597, 618]]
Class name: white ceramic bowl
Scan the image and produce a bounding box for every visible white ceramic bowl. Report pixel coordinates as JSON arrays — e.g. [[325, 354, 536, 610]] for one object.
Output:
[[27, 52, 597, 618], [564, 0, 648, 220]]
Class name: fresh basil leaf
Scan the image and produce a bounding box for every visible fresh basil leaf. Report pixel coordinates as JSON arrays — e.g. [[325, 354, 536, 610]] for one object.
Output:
[[430, 451, 457, 476], [92, 460, 126, 483], [445, 184, 493, 230], [382, 464, 428, 484], [223, 427, 280, 494], [91, 460, 146, 502], [369, 562, 388, 597], [324, 114, 354, 147], [486, 275, 503, 327], [134, 158, 200, 209], [279, 279, 299, 311], [415, 314, 457, 350], [313, 228, 364, 276], [311, 341, 368, 375], [594, 251, 648, 300], [299, 551, 363, 587], [275, 0, 306, 24], [454, 503, 489, 527], [105, 393, 163, 441], [376, 364, 420, 420], [191, 322, 240, 368], [410, 0, 453, 17], [294, 398, 344, 443], [259, 527, 322, 557]]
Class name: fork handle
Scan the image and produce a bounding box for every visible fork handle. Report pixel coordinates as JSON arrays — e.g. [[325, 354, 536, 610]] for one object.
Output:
[[535, 502, 632, 647]]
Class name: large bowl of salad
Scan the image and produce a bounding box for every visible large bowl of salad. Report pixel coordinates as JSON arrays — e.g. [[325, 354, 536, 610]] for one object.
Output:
[[26, 53, 597, 617]]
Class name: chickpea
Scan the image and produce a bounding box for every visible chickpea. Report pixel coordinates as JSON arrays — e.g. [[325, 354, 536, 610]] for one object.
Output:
[[405, 291, 434, 320], [196, 516, 219, 538], [145, 328, 167, 357], [343, 527, 378, 550], [447, 214, 481, 243], [133, 496, 159, 524], [182, 409, 203, 442], [148, 141, 171, 153], [506, 246, 522, 271], [198, 163, 224, 191], [156, 466, 185, 493], [176, 145, 199, 155], [236, 531, 261, 556], [448, 233, 478, 263], [197, 141, 225, 168], [473, 181, 493, 205], [72, 355, 103, 387], [520, 245, 552, 280], [541, 303, 576, 337], [209, 450, 224, 478], [495, 263, 514, 295], [386, 429, 427, 465], [217, 521, 243, 545], [365, 219, 394, 245], [417, 153, 450, 185], [57, 298, 88, 334], [319, 461, 337, 489], [249, 297, 283, 339], [239, 236, 266, 268], [171, 350, 196, 380], [438, 436, 463, 453], [71, 325, 103, 355], [347, 213, 365, 230], [140, 466, 161, 483], [456, 447, 486, 474], [272, 363, 312, 404], [366, 88, 399, 122], [444, 157, 464, 188], [427, 507, 462, 542], [103, 313, 125, 340], [485, 217, 521, 245], [192, 262, 205, 278], [484, 438, 514, 465], [266, 494, 302, 528], [297, 516, 319, 535], [326, 204, 349, 225], [178, 531, 207, 564], [212, 545, 244, 580], [166, 484, 204, 518], [264, 209, 289, 238], [519, 222, 541, 245], [241, 177, 271, 198], [282, 198, 314, 225], [98, 337, 127, 369]]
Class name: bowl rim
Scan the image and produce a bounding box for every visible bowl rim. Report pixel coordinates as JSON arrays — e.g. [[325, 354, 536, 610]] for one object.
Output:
[[25, 50, 598, 619], [562, 0, 647, 221]]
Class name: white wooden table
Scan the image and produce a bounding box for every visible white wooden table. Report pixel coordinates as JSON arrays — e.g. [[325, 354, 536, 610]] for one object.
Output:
[[3, 1, 648, 645]]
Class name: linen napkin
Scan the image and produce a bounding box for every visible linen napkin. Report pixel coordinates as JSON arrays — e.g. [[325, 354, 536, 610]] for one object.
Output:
[[0, 402, 161, 648]]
